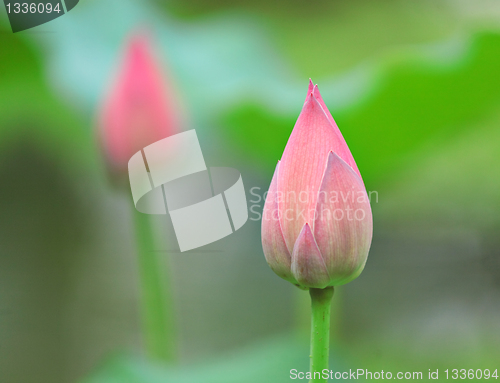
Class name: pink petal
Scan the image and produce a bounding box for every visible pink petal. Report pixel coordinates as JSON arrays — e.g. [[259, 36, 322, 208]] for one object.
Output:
[[304, 78, 314, 104], [262, 162, 297, 284], [291, 223, 331, 289], [312, 83, 361, 178], [313, 151, 373, 286], [278, 91, 346, 251]]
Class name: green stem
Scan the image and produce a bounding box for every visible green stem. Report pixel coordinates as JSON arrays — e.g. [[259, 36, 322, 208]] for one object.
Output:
[[309, 287, 334, 382], [133, 209, 176, 362]]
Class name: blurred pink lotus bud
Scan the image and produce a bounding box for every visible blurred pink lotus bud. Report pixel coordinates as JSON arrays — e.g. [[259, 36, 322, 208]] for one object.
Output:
[[262, 80, 373, 289], [98, 33, 181, 175]]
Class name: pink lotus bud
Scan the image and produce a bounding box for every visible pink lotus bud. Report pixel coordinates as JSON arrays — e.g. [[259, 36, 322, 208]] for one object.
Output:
[[262, 80, 373, 289], [98, 32, 181, 175]]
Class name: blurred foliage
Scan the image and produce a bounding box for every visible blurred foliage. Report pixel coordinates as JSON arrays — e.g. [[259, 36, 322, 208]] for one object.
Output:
[[163, 0, 456, 78], [0, 24, 98, 383], [0, 27, 42, 81], [0, 137, 87, 253], [0, 26, 97, 171], [380, 108, 500, 231], [219, 31, 500, 189], [162, 0, 343, 16], [0, 24, 99, 270], [81, 336, 346, 383]]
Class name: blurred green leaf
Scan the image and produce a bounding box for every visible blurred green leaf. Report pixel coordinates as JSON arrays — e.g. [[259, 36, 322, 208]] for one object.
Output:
[[0, 28, 42, 81], [81, 335, 347, 383], [379, 108, 500, 230], [162, 0, 457, 78], [218, 31, 500, 188], [0, 25, 100, 383], [0, 25, 97, 173]]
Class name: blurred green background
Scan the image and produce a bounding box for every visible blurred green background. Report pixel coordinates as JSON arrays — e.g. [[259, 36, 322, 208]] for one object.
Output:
[[1, 0, 500, 382]]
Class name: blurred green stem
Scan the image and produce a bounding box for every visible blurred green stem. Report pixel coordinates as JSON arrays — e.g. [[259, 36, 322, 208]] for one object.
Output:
[[309, 287, 334, 382], [133, 210, 176, 362]]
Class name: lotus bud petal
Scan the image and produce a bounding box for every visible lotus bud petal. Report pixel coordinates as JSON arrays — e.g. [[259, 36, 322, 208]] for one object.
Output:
[[261, 161, 297, 284], [291, 223, 331, 289], [261, 81, 373, 289], [313, 151, 373, 285]]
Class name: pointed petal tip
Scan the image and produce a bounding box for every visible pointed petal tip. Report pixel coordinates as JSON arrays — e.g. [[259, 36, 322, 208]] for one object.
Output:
[[301, 222, 312, 237], [309, 80, 319, 89], [297, 221, 313, 240], [327, 149, 346, 164], [312, 83, 322, 98], [324, 149, 364, 187], [303, 88, 322, 107], [328, 148, 360, 173], [305, 83, 323, 106], [303, 90, 313, 102], [306, 79, 314, 99]]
